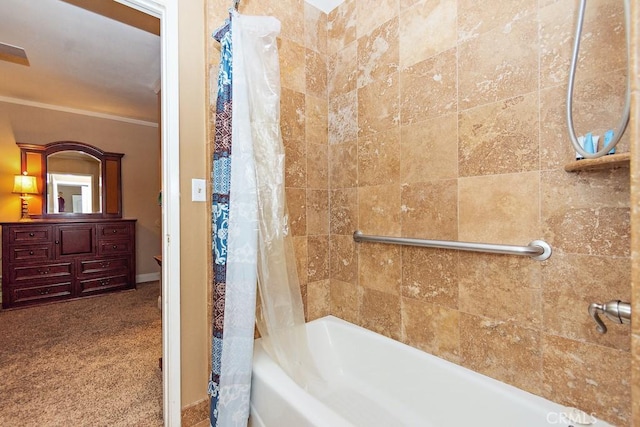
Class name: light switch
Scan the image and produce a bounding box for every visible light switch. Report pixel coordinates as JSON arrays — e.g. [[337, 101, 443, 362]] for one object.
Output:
[[191, 179, 206, 202]]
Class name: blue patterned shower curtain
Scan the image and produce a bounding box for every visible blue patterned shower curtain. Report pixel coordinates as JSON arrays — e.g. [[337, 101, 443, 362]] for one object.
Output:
[[210, 10, 295, 427], [210, 17, 233, 426], [210, 10, 268, 427]]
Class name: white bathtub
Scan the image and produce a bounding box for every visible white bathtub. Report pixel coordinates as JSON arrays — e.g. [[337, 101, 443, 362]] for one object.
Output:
[[249, 316, 611, 427]]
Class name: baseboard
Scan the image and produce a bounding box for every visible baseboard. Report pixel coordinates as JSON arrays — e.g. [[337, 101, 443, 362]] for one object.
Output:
[[181, 397, 209, 427], [136, 272, 160, 283]]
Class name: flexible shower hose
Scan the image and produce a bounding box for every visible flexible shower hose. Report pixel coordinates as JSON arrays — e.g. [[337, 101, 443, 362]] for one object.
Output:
[[566, 0, 631, 159]]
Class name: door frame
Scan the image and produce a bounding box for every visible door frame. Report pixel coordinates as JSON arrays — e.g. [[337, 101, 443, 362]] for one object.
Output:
[[115, 1, 181, 425]]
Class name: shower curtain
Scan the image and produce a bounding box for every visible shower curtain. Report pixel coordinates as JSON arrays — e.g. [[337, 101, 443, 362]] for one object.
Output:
[[210, 10, 315, 427]]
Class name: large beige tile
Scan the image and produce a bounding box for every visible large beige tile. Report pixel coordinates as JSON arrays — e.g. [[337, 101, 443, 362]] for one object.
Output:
[[329, 140, 358, 188], [400, 113, 457, 183], [541, 169, 630, 257], [401, 246, 458, 308], [305, 2, 327, 54], [540, 0, 627, 90], [544, 207, 630, 257], [308, 235, 329, 282], [542, 253, 631, 351], [399, 0, 456, 69], [458, 17, 538, 110], [358, 184, 401, 236], [328, 42, 357, 97], [400, 48, 457, 124], [306, 95, 328, 146], [330, 279, 361, 324], [460, 313, 542, 395], [458, 93, 539, 177], [634, 0, 640, 91], [400, 179, 457, 240], [329, 91, 358, 145], [458, 172, 540, 244], [458, 252, 542, 327], [358, 72, 400, 137], [358, 242, 402, 295], [306, 48, 327, 98], [307, 142, 328, 189], [286, 187, 306, 236], [330, 188, 358, 235], [357, 17, 399, 88], [356, 0, 399, 38], [543, 70, 630, 159], [458, 0, 536, 42], [240, 0, 304, 45], [542, 168, 630, 215], [281, 88, 306, 142], [401, 297, 460, 363], [307, 280, 330, 320], [542, 334, 631, 426], [293, 236, 308, 286], [358, 127, 400, 186], [279, 39, 306, 93], [329, 233, 358, 284], [328, 0, 357, 54], [360, 287, 402, 340], [538, 0, 576, 89], [633, 335, 640, 425], [306, 189, 329, 235], [539, 85, 577, 169], [284, 138, 307, 188]]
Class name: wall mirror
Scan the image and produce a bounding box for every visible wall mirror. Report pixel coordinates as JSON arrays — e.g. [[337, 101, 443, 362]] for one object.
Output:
[[17, 141, 124, 219]]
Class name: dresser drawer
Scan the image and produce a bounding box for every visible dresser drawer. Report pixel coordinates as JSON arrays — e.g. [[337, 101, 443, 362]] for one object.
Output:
[[97, 223, 132, 239], [7, 226, 52, 244], [78, 257, 129, 276], [98, 240, 132, 256], [11, 262, 73, 283], [79, 274, 130, 294], [10, 244, 53, 262], [10, 282, 73, 306]]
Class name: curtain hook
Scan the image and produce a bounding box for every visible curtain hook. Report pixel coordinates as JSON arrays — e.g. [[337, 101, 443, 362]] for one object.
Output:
[[233, 0, 240, 10]]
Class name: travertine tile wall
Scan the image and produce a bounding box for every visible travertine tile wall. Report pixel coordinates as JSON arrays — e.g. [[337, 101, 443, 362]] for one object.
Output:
[[206, 0, 329, 323], [324, 0, 633, 425], [630, 1, 639, 425], [206, 0, 638, 425]]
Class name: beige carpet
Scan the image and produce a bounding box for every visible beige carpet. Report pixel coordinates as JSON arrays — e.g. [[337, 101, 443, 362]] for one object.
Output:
[[0, 281, 163, 427]]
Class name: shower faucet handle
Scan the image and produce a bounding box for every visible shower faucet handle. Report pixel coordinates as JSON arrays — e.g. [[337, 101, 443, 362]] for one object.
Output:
[[588, 300, 631, 334]]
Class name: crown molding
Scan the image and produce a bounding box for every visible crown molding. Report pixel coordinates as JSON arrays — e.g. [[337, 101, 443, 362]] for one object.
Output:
[[0, 95, 158, 128]]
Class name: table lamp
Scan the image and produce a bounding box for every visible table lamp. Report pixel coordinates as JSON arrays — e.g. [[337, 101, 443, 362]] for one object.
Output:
[[12, 172, 39, 220]]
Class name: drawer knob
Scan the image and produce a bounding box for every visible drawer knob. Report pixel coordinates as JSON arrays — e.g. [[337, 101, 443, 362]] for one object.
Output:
[[29, 251, 34, 255], [29, 232, 35, 237], [55, 240, 59, 245], [113, 229, 117, 234], [39, 288, 51, 295], [113, 245, 118, 249]]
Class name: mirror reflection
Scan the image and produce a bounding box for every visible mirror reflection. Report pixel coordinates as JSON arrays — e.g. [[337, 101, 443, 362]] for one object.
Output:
[[47, 151, 102, 214]]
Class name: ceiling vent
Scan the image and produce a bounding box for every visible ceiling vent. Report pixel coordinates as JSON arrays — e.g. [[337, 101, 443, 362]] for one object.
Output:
[[0, 42, 29, 66]]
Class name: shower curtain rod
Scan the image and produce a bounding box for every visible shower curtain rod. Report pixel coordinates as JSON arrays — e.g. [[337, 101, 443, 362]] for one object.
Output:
[[353, 231, 552, 261]]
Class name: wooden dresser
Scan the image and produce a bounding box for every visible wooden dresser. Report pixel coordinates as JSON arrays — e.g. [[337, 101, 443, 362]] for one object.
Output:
[[1, 219, 136, 309]]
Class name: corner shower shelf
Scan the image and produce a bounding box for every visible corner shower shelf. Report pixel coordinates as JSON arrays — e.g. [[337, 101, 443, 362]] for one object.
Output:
[[564, 152, 630, 172]]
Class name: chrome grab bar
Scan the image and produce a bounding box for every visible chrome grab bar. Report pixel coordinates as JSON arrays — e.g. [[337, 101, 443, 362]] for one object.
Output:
[[353, 231, 552, 261]]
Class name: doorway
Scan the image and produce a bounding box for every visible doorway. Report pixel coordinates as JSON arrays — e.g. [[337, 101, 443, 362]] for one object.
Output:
[[116, 1, 181, 425]]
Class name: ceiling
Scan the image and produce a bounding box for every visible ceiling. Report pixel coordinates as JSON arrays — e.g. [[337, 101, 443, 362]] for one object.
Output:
[[0, 0, 345, 125], [0, 0, 161, 124]]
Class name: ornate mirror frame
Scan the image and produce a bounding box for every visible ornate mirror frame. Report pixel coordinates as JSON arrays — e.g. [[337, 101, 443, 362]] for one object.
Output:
[[17, 141, 124, 219]]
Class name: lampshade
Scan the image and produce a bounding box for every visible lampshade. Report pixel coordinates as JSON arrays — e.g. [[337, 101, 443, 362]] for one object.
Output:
[[12, 174, 38, 195]]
